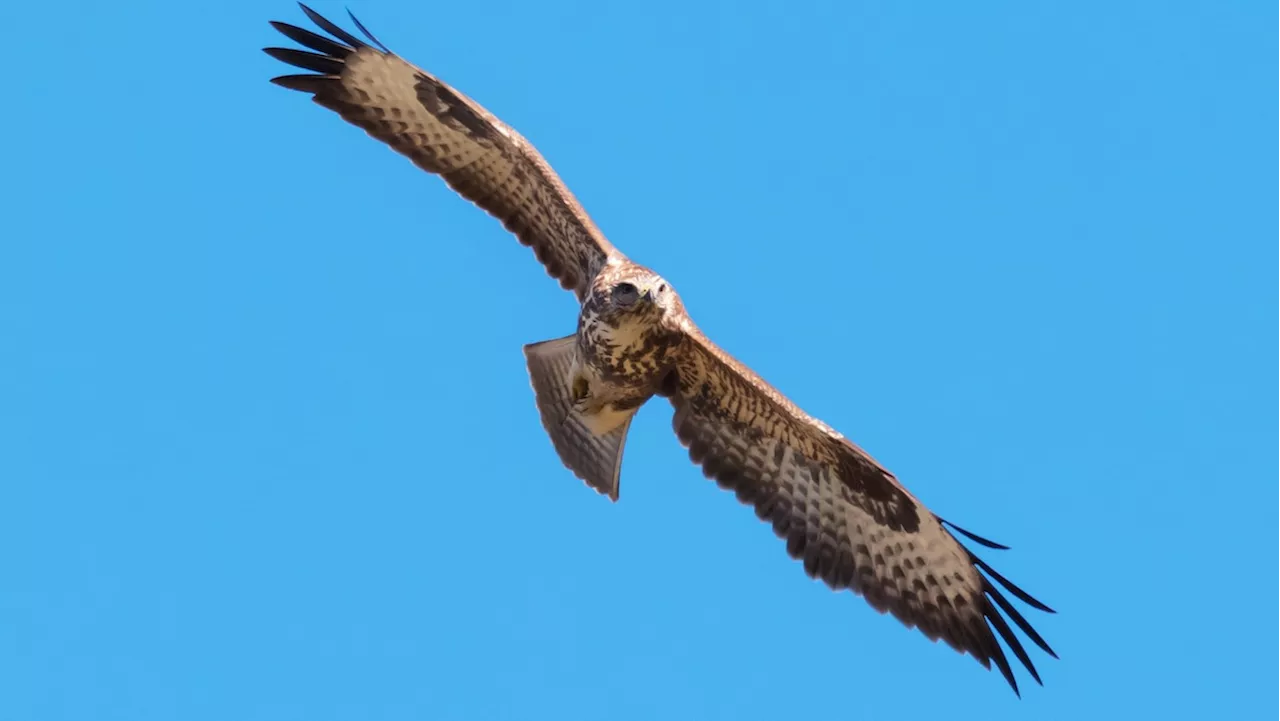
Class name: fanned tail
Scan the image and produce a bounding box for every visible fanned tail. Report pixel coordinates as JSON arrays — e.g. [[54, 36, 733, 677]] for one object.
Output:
[[523, 335, 632, 501]]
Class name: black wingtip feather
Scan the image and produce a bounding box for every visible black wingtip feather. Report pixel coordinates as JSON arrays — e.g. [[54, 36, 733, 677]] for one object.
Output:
[[346, 8, 391, 53], [269, 74, 336, 94], [938, 516, 1011, 550], [985, 629, 1020, 698], [269, 20, 352, 57], [298, 3, 369, 50], [970, 552, 1057, 614], [986, 579, 1059, 660], [264, 47, 346, 75], [984, 594, 1043, 687]]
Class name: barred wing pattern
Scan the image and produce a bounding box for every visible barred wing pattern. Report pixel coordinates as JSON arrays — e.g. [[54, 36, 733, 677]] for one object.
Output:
[[666, 328, 1057, 695], [265, 4, 620, 299]]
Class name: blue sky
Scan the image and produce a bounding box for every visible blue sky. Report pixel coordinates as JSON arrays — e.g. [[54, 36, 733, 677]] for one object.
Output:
[[3, 1, 1275, 718]]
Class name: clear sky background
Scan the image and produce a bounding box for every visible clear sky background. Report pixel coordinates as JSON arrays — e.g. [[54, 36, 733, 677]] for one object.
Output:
[[3, 1, 1275, 719]]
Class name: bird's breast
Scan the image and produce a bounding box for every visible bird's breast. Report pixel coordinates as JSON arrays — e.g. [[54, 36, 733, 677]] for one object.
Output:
[[577, 311, 678, 390]]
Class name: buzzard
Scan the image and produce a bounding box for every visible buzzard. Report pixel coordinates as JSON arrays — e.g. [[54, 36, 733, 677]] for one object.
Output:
[[264, 4, 1057, 695]]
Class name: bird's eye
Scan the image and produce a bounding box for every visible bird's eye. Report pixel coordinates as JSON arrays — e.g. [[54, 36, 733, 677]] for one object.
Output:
[[657, 283, 667, 293], [613, 282, 638, 305]]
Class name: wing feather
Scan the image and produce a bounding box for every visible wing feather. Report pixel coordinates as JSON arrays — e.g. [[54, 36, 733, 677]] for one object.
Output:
[[264, 5, 621, 299], [665, 325, 1057, 696]]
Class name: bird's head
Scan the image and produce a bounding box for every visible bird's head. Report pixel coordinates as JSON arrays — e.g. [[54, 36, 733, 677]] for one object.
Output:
[[596, 266, 678, 321]]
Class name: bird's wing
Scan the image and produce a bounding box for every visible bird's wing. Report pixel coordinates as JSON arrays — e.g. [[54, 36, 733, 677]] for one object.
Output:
[[264, 5, 621, 300], [663, 324, 1058, 695]]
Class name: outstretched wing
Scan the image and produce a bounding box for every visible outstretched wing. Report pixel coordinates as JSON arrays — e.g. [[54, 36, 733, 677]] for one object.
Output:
[[264, 4, 621, 299], [663, 325, 1058, 696]]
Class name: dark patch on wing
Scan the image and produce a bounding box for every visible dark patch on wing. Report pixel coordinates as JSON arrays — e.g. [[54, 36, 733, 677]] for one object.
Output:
[[415, 78, 494, 139], [834, 442, 921, 533]]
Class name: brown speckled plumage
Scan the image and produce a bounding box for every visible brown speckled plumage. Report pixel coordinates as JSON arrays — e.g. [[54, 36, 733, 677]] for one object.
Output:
[[265, 4, 1057, 696]]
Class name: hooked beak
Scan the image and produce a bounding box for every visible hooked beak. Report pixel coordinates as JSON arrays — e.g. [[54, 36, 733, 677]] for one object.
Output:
[[640, 280, 662, 304]]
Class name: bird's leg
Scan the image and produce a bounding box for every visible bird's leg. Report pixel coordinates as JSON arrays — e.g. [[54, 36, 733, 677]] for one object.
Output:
[[570, 372, 601, 419], [571, 374, 590, 405]]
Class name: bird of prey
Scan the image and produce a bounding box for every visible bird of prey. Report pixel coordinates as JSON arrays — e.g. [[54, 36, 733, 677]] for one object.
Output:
[[264, 4, 1057, 695]]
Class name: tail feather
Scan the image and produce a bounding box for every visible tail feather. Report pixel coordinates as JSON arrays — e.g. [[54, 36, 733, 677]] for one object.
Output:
[[523, 335, 632, 501]]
